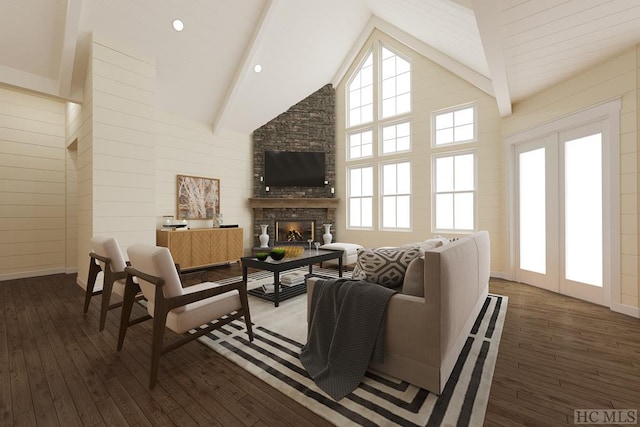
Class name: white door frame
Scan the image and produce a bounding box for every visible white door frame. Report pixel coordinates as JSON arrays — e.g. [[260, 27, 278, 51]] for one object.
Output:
[[506, 99, 621, 311]]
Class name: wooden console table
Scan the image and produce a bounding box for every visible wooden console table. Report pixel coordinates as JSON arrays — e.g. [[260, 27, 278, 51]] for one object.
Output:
[[156, 228, 243, 270]]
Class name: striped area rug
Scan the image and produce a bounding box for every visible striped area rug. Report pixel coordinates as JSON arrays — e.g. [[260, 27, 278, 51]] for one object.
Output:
[[197, 270, 507, 426]]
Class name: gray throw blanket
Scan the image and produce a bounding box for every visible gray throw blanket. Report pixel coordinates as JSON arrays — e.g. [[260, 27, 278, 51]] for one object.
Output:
[[300, 279, 397, 401]]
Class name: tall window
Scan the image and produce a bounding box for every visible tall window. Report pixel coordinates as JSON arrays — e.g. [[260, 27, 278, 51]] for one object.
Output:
[[433, 152, 475, 231], [381, 121, 410, 155], [382, 161, 411, 228], [346, 43, 412, 230], [381, 47, 411, 119], [433, 104, 476, 146], [348, 129, 373, 160], [348, 166, 373, 228], [348, 52, 373, 127]]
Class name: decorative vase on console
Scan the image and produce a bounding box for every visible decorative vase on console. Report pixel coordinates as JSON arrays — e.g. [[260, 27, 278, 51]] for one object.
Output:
[[322, 223, 333, 245], [259, 224, 269, 248]]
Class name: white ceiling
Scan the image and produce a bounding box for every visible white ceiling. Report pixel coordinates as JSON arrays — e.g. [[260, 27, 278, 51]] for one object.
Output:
[[2, 0, 640, 134]]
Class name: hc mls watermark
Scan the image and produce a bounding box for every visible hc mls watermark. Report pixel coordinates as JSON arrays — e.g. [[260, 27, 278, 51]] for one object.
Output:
[[574, 409, 638, 425]]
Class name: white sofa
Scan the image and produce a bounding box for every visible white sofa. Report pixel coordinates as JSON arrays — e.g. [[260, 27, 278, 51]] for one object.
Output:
[[307, 231, 490, 394]]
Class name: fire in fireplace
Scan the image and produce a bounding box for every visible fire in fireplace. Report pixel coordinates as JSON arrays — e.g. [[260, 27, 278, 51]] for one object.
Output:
[[275, 220, 315, 243]]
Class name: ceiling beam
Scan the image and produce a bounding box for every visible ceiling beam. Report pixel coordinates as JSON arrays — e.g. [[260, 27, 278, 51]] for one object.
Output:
[[471, 0, 512, 116], [58, 0, 83, 98], [212, 0, 280, 134]]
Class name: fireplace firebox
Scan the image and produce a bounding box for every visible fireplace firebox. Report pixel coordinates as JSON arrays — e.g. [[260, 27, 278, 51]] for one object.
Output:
[[275, 220, 315, 243]]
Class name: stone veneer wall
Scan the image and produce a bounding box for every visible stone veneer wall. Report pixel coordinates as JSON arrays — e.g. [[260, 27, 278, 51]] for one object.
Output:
[[252, 84, 336, 247]]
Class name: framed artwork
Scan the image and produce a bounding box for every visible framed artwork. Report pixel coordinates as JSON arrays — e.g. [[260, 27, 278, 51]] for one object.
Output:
[[176, 174, 220, 219]]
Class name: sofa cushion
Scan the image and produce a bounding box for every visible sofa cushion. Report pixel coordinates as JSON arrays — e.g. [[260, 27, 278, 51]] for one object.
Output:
[[401, 257, 425, 297], [352, 246, 423, 288], [401, 238, 446, 252]]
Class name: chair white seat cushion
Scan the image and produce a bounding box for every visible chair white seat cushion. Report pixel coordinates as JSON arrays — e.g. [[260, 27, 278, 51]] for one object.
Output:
[[147, 282, 241, 334], [91, 273, 131, 297], [319, 243, 363, 265]]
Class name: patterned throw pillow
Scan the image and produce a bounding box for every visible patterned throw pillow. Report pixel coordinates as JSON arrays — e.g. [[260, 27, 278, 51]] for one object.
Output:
[[352, 246, 423, 288]]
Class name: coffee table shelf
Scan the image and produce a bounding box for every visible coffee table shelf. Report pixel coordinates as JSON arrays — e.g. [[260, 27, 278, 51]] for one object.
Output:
[[241, 248, 343, 307]]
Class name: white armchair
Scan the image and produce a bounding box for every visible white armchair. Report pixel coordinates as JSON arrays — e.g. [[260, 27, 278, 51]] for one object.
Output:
[[84, 236, 133, 331], [118, 244, 253, 388]]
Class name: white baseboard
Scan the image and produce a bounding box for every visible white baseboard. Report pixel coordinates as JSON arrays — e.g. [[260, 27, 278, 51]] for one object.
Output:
[[0, 268, 67, 282], [489, 272, 639, 319], [611, 303, 640, 318], [490, 271, 512, 281], [76, 276, 88, 290]]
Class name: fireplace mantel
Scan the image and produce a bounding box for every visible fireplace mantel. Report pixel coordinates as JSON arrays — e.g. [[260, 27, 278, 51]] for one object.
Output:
[[249, 197, 339, 221]]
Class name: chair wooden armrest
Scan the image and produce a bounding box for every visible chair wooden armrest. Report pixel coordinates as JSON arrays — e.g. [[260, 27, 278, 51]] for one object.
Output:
[[120, 255, 253, 389]]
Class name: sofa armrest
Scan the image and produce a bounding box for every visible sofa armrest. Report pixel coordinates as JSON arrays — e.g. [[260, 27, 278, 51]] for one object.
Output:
[[306, 277, 439, 364]]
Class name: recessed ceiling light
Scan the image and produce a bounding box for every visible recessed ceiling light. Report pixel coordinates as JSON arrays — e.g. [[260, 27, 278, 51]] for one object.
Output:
[[254, 64, 262, 73], [172, 19, 184, 32]]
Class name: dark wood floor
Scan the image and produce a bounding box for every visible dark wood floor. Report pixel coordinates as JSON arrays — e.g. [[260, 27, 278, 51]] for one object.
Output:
[[1, 265, 639, 426]]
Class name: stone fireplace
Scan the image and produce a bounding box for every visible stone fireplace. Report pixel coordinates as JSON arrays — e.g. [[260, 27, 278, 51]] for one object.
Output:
[[249, 198, 339, 247], [275, 220, 314, 243], [250, 85, 337, 248]]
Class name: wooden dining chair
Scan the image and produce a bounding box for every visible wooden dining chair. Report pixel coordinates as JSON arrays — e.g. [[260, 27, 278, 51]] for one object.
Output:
[[118, 244, 253, 388]]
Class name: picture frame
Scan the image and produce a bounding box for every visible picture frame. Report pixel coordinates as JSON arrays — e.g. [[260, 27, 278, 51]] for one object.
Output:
[[176, 174, 220, 220]]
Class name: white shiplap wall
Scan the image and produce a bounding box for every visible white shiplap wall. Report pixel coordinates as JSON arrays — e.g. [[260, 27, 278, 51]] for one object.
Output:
[[65, 103, 80, 274], [80, 35, 157, 283], [0, 87, 67, 280], [155, 112, 253, 252], [75, 44, 95, 287], [0, 34, 253, 283]]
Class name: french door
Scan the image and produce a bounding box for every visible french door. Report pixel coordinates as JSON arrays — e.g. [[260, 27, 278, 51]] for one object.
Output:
[[515, 122, 609, 306]]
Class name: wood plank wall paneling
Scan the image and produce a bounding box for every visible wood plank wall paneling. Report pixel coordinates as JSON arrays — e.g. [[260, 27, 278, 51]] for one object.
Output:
[[75, 48, 95, 287], [90, 36, 157, 261], [0, 87, 66, 279], [154, 111, 253, 252], [65, 103, 80, 274]]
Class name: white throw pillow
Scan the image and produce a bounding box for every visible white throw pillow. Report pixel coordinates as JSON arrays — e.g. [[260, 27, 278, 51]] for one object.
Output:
[[401, 257, 425, 297]]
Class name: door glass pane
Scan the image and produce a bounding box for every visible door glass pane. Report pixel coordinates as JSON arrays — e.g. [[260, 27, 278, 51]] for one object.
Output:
[[565, 134, 602, 286], [519, 148, 546, 274]]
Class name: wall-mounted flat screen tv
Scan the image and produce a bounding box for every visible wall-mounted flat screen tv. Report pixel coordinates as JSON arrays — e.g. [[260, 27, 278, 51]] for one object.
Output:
[[264, 151, 325, 187]]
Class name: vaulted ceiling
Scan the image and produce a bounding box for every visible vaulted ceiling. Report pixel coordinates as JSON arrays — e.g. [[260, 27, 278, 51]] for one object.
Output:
[[2, 0, 640, 134]]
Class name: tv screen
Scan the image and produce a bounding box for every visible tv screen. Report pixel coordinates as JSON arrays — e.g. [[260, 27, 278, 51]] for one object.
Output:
[[264, 151, 325, 187]]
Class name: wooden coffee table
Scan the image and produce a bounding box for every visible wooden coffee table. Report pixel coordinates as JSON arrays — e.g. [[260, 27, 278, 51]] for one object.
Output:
[[241, 248, 344, 307]]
